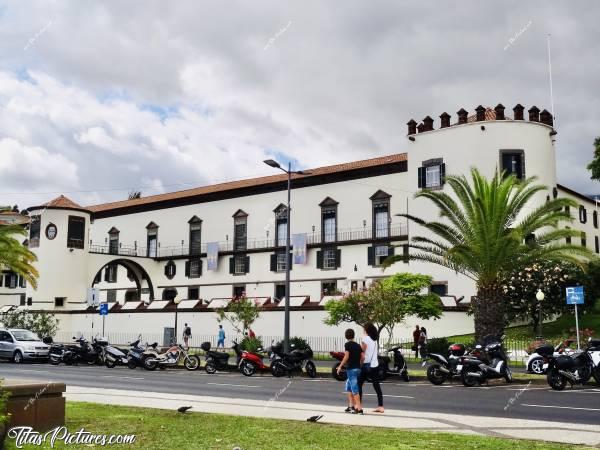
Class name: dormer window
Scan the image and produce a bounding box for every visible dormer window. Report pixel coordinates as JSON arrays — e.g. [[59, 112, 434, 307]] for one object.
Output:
[[319, 197, 339, 243], [418, 159, 445, 189], [233, 210, 248, 251], [146, 222, 159, 257], [188, 216, 202, 256], [370, 190, 391, 239], [108, 227, 119, 255], [273, 204, 288, 247]]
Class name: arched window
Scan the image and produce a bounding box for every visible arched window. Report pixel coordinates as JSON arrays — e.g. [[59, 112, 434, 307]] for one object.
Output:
[[579, 206, 587, 224], [164, 261, 176, 280]]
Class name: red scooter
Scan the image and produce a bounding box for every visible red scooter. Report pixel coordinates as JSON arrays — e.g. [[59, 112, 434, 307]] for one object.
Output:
[[330, 351, 346, 381], [239, 346, 269, 376]]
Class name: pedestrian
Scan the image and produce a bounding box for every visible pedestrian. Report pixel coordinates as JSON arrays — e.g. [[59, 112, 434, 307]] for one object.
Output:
[[358, 322, 384, 413], [248, 328, 256, 339], [183, 323, 192, 350], [418, 326, 428, 359], [337, 328, 363, 414], [412, 325, 421, 359], [217, 324, 225, 348]]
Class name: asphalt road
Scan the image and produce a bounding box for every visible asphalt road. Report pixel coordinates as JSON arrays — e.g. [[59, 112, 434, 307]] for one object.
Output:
[[2, 361, 599, 425]]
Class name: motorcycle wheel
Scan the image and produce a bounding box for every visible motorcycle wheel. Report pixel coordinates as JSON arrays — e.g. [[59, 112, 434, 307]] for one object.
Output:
[[184, 355, 200, 371], [593, 366, 600, 385], [528, 357, 545, 375], [241, 361, 256, 377], [50, 357, 60, 366], [305, 361, 317, 378], [426, 365, 447, 385], [504, 366, 513, 383], [105, 359, 116, 369], [143, 358, 158, 371], [462, 370, 481, 387], [401, 369, 410, 382], [547, 369, 567, 391], [578, 366, 592, 384], [377, 366, 387, 381], [127, 359, 138, 370], [271, 361, 286, 378], [332, 362, 346, 381], [205, 360, 217, 374], [86, 358, 97, 366]]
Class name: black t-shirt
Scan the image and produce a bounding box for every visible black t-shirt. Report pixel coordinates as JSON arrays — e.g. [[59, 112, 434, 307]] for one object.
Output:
[[184, 327, 191, 336], [345, 341, 363, 369]]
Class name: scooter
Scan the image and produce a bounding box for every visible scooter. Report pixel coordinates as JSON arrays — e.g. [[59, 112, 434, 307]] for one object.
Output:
[[270, 342, 317, 378], [379, 346, 409, 382], [422, 343, 467, 385], [127, 337, 159, 369], [201, 341, 243, 374], [526, 340, 575, 374], [49, 336, 100, 366], [540, 338, 599, 390], [460, 335, 512, 387], [143, 343, 200, 371], [239, 345, 270, 377], [100, 338, 130, 368]]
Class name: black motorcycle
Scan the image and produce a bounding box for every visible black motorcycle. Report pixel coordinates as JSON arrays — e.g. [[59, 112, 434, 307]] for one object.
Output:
[[378, 346, 409, 382], [270, 342, 316, 378], [201, 341, 243, 373], [49, 336, 100, 366], [539, 340, 597, 391], [127, 338, 159, 369], [96, 337, 129, 368], [423, 343, 467, 385], [460, 336, 512, 387]]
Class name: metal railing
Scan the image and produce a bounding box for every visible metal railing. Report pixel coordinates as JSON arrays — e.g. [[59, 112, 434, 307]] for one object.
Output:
[[89, 244, 149, 258]]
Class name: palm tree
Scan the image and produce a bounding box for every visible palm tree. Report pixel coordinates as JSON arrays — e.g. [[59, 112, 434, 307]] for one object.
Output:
[[385, 168, 591, 340], [0, 209, 39, 289]]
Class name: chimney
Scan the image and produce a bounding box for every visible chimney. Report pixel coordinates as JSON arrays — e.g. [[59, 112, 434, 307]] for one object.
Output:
[[417, 123, 426, 133], [407, 119, 417, 135], [528, 106, 540, 122], [540, 109, 554, 127], [513, 104, 524, 120], [475, 105, 486, 122], [494, 104, 505, 120], [440, 112, 451, 128], [457, 108, 468, 124], [422, 116, 434, 132]]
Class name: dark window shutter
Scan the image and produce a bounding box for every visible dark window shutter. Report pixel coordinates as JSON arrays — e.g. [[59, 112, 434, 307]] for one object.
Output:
[[0, 275, 3, 287], [104, 267, 110, 282], [417, 167, 423, 188], [270, 254, 277, 272], [388, 245, 395, 256], [198, 260, 203, 276], [316, 250, 323, 269], [440, 163, 446, 185], [245, 256, 250, 274], [335, 249, 341, 268], [288, 252, 293, 270], [403, 244, 409, 263], [185, 261, 190, 277], [367, 246, 374, 266], [594, 211, 598, 229], [229, 257, 234, 274], [596, 236, 599, 254]]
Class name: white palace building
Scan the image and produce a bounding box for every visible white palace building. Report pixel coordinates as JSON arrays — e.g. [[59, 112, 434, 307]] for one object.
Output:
[[1, 104, 598, 342]]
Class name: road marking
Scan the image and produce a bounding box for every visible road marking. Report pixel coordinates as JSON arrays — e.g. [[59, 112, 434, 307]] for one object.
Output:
[[101, 375, 144, 380], [2, 368, 51, 373], [342, 392, 414, 399], [521, 403, 600, 412], [206, 383, 260, 388]]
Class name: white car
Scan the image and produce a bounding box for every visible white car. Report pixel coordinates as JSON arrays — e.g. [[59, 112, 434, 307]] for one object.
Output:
[[0, 328, 50, 363]]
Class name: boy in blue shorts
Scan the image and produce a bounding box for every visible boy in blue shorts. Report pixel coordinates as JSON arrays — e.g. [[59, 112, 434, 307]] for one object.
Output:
[[337, 328, 364, 414]]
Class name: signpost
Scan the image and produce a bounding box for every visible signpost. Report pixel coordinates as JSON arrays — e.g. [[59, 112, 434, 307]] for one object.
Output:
[[99, 302, 109, 336], [87, 288, 100, 333], [565, 286, 584, 350]]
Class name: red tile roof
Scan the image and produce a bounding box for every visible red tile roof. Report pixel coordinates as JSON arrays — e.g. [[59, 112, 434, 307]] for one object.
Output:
[[88, 153, 407, 213], [44, 195, 88, 210]]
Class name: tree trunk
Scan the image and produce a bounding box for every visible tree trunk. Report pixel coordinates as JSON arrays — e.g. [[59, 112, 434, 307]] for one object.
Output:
[[472, 285, 506, 342]]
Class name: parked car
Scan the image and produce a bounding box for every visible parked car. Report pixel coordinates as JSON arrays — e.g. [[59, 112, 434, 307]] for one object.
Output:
[[0, 329, 50, 363]]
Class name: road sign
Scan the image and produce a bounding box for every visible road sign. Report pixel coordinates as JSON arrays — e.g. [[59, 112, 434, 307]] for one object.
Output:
[[86, 288, 100, 307], [99, 303, 109, 316], [566, 286, 584, 305]]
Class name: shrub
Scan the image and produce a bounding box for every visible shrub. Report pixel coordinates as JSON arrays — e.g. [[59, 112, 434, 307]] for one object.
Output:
[[240, 336, 263, 353], [425, 337, 450, 356], [276, 336, 310, 351], [0, 310, 59, 338]]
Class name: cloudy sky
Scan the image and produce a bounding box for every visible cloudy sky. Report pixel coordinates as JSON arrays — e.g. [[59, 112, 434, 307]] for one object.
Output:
[[0, 1, 599, 208]]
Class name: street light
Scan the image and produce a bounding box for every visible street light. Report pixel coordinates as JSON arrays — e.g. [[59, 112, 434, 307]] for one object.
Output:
[[263, 158, 309, 352], [173, 295, 182, 344], [535, 289, 545, 339]]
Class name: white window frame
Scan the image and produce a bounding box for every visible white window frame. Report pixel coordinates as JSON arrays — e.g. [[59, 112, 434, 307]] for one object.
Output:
[[189, 260, 201, 278], [374, 245, 389, 266], [425, 165, 441, 188], [323, 248, 337, 270], [234, 255, 246, 274], [323, 215, 336, 243]]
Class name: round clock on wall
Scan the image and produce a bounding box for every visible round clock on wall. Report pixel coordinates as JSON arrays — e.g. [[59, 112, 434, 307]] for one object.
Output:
[[45, 223, 57, 240]]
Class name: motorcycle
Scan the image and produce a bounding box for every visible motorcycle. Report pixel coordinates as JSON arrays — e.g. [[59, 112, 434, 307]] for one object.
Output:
[[201, 341, 243, 374], [49, 336, 100, 366], [541, 338, 599, 390], [379, 346, 409, 382], [270, 342, 316, 378], [330, 351, 347, 381], [127, 337, 159, 369], [526, 340, 575, 375], [422, 343, 467, 385], [460, 335, 513, 387], [143, 343, 200, 371], [239, 344, 270, 377], [97, 337, 129, 368]]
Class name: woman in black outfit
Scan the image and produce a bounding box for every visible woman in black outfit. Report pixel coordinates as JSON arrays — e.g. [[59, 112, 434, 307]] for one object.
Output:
[[358, 322, 384, 413]]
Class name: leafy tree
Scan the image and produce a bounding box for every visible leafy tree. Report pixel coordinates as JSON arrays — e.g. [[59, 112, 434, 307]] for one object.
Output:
[[324, 273, 442, 344], [0, 221, 39, 288], [586, 137, 600, 181], [0, 310, 59, 338], [385, 168, 591, 340], [216, 296, 260, 334]]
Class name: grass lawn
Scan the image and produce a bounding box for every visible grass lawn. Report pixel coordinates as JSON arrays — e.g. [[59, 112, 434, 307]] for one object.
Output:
[[4, 402, 583, 450]]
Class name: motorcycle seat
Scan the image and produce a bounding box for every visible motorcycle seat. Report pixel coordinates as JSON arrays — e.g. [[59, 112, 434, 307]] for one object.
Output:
[[208, 351, 230, 359]]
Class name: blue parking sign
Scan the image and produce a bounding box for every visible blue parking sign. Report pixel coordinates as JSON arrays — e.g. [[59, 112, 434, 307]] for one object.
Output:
[[566, 286, 584, 305], [99, 303, 109, 315]]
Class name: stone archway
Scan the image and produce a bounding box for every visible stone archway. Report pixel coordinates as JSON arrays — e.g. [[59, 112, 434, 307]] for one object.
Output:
[[91, 258, 155, 302]]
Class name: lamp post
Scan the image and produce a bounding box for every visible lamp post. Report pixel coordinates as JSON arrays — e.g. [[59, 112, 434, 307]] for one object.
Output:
[[173, 295, 182, 344], [535, 289, 545, 339], [263, 159, 309, 352]]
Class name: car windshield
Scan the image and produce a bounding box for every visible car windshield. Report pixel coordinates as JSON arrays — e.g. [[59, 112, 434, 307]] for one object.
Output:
[[12, 330, 40, 341]]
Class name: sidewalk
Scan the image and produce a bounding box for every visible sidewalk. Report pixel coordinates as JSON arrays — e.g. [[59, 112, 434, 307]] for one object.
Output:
[[65, 386, 600, 447]]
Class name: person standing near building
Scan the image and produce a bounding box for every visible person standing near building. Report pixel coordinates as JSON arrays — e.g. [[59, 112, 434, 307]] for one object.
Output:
[[217, 324, 225, 348], [248, 328, 256, 339], [418, 327, 428, 359], [337, 328, 363, 414], [358, 322, 384, 413], [183, 323, 192, 350], [412, 325, 421, 359]]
